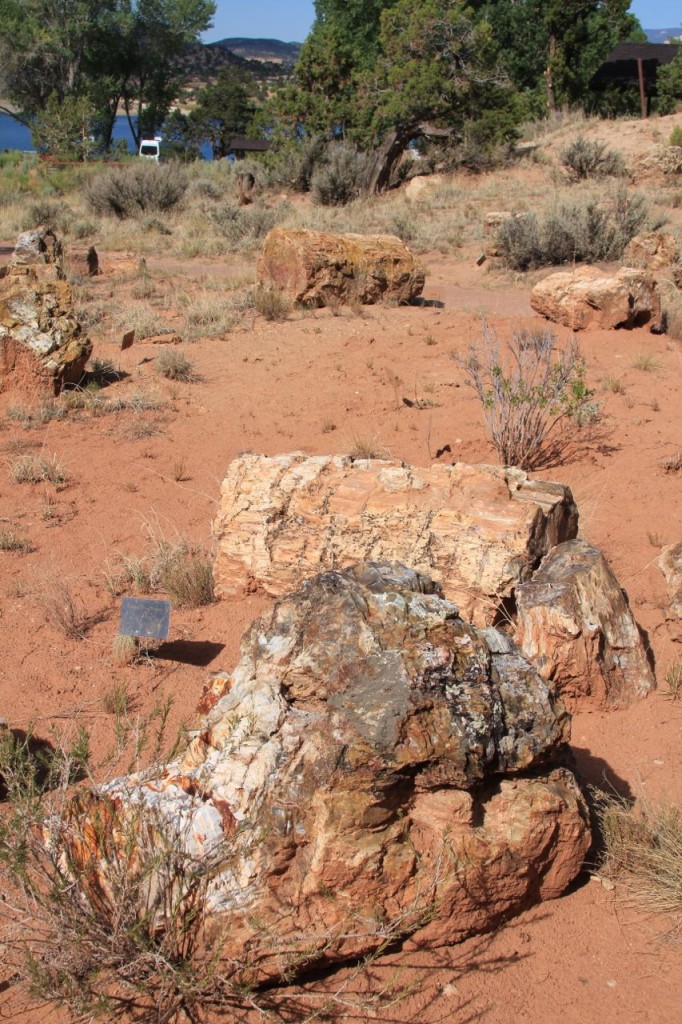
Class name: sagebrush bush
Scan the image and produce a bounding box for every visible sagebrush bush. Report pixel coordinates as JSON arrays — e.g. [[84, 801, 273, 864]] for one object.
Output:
[[496, 188, 649, 270], [311, 142, 368, 206], [85, 163, 188, 219], [561, 135, 625, 181], [458, 324, 598, 470], [670, 126, 682, 149]]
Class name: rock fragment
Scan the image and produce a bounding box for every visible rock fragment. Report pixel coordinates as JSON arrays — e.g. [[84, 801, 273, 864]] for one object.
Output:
[[515, 540, 655, 709]]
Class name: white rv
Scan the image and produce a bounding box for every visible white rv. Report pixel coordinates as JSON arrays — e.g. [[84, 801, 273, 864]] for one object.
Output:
[[138, 138, 161, 161]]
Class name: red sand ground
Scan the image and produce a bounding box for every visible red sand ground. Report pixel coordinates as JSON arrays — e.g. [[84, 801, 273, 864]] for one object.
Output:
[[0, 227, 681, 1022]]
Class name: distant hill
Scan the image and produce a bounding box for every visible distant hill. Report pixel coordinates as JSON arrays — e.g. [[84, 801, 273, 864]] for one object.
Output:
[[645, 28, 682, 44], [211, 38, 301, 66]]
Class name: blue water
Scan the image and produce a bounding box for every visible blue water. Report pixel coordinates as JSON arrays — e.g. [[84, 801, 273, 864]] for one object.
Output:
[[0, 112, 212, 159]]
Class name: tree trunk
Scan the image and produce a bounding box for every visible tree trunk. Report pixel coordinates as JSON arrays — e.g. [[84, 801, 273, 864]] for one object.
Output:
[[359, 129, 407, 195]]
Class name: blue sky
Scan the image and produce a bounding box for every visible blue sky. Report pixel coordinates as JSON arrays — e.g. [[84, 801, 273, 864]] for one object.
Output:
[[204, 2, 679, 44]]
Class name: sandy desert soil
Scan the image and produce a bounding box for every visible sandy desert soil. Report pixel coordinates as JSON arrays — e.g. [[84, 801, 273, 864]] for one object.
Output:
[[1, 115, 681, 1024]]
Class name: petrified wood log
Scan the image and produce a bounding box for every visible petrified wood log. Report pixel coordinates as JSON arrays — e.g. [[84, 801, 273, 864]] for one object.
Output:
[[213, 454, 579, 626], [515, 540, 655, 709], [530, 266, 661, 331], [61, 563, 590, 980], [258, 227, 425, 306]]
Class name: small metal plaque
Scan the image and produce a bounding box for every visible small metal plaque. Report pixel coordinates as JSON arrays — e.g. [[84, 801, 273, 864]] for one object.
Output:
[[119, 597, 171, 640], [121, 329, 135, 351]]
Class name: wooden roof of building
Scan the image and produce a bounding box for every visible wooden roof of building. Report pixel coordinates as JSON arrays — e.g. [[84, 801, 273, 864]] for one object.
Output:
[[591, 42, 680, 87]]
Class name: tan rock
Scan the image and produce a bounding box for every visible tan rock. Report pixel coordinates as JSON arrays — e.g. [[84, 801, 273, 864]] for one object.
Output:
[[658, 542, 682, 642], [515, 540, 655, 709], [623, 231, 680, 272], [258, 227, 425, 307], [60, 563, 590, 980], [530, 266, 661, 331], [143, 332, 183, 345], [213, 453, 578, 625], [403, 173, 446, 199]]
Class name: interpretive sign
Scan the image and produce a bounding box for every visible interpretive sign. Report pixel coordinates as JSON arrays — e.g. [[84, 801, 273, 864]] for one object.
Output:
[[119, 597, 171, 640]]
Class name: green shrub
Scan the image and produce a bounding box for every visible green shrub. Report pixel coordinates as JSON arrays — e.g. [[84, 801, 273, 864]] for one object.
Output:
[[670, 126, 682, 149], [85, 163, 188, 219], [561, 135, 625, 181], [311, 142, 368, 206], [496, 188, 649, 271]]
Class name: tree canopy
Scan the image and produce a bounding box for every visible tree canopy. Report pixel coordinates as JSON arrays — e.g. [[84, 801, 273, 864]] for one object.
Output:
[[0, 0, 215, 153]]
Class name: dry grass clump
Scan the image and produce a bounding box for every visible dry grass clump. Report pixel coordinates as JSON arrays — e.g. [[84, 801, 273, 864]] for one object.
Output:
[[458, 324, 598, 470], [180, 291, 238, 338], [85, 163, 188, 219], [115, 304, 176, 341], [597, 792, 682, 928], [10, 452, 67, 485], [0, 529, 31, 553], [661, 450, 682, 474], [631, 352, 660, 372], [111, 535, 214, 609], [155, 348, 196, 382], [254, 285, 292, 322], [665, 659, 682, 701]]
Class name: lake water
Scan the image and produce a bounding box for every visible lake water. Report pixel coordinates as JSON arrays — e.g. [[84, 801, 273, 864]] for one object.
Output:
[[0, 112, 212, 159]]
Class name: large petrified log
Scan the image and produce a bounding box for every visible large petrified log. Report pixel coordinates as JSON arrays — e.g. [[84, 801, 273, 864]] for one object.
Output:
[[62, 563, 590, 979], [515, 541, 655, 710], [257, 227, 425, 306], [658, 542, 682, 642], [0, 229, 91, 395], [530, 266, 661, 331], [213, 454, 578, 625]]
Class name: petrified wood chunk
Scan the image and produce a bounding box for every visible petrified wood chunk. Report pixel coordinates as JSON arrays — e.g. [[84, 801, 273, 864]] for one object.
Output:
[[0, 277, 92, 396], [530, 266, 661, 331], [515, 540, 655, 709], [62, 563, 590, 979], [213, 453, 578, 625], [658, 542, 682, 642], [258, 227, 425, 306]]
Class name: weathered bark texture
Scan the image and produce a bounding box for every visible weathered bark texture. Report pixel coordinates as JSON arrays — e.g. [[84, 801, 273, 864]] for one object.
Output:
[[258, 228, 425, 307], [658, 542, 682, 642], [515, 541, 655, 709], [0, 229, 92, 396], [63, 563, 590, 980], [530, 266, 661, 331], [213, 454, 578, 625]]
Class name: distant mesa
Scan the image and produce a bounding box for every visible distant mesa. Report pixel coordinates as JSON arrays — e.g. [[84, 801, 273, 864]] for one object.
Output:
[[210, 37, 302, 65], [645, 27, 682, 44]]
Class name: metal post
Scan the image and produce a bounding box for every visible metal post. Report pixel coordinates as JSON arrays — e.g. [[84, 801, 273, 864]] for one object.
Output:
[[637, 57, 647, 118]]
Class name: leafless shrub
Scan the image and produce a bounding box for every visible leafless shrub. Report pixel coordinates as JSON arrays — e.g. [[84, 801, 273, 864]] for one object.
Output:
[[34, 575, 85, 640], [458, 324, 598, 470]]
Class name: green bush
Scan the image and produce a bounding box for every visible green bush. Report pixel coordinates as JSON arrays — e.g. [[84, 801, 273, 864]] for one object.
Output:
[[670, 126, 682, 149], [85, 163, 188, 219], [561, 136, 625, 181], [311, 142, 368, 206], [496, 188, 649, 271]]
